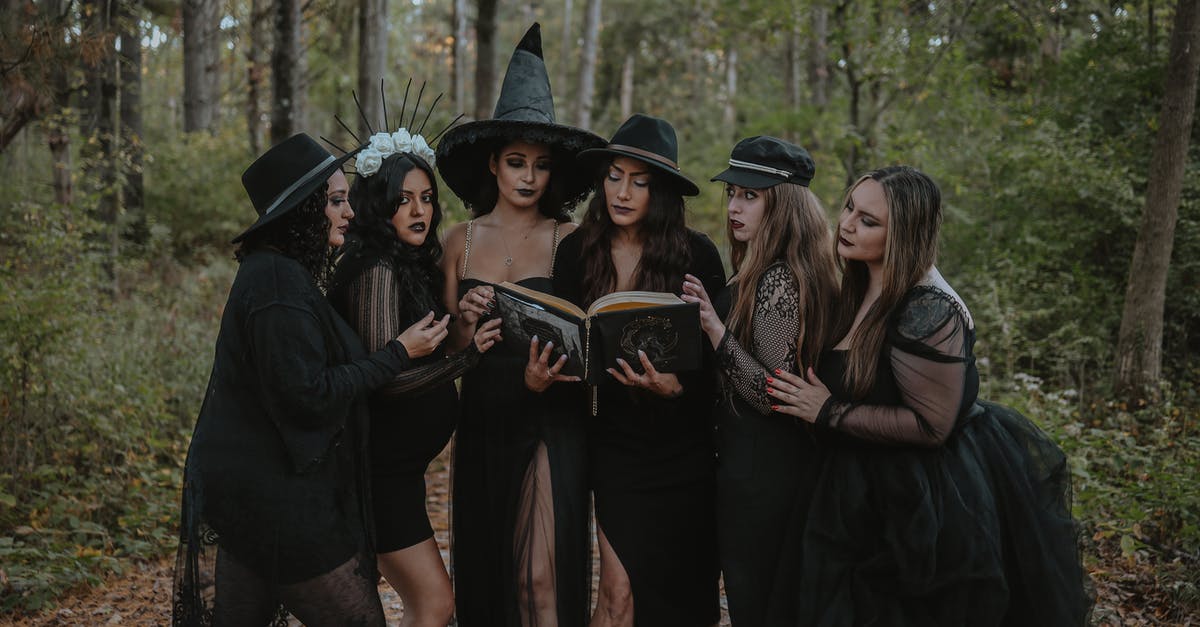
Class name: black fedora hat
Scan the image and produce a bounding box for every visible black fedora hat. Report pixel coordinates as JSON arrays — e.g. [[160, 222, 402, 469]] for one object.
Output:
[[710, 136, 815, 189], [233, 133, 357, 243], [435, 23, 605, 211], [577, 113, 700, 196]]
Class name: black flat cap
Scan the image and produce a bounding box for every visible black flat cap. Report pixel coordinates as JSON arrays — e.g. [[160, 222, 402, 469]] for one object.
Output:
[[711, 136, 815, 189]]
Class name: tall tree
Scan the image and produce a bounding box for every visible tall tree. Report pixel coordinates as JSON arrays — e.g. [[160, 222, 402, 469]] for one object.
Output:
[[619, 51, 635, 119], [452, 0, 469, 112], [183, 0, 220, 133], [357, 0, 387, 136], [807, 0, 829, 109], [722, 45, 737, 135], [270, 0, 302, 144], [558, 0, 573, 112], [473, 0, 498, 119], [1114, 0, 1200, 400], [118, 1, 145, 240], [245, 0, 269, 154], [575, 0, 601, 128]]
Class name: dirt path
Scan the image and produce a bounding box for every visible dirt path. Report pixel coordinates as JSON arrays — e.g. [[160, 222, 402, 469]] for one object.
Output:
[[2, 448, 1187, 626]]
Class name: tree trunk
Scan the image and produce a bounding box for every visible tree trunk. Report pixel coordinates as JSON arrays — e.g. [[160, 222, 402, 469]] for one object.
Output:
[[575, 0, 601, 129], [807, 0, 829, 108], [118, 1, 146, 242], [357, 0, 388, 135], [271, 0, 302, 144], [558, 0, 573, 112], [183, 0, 220, 133], [45, 0, 73, 204], [722, 46, 738, 136], [619, 51, 635, 119], [246, 0, 269, 154], [1114, 0, 1200, 400], [473, 0, 498, 120], [452, 0, 469, 112]]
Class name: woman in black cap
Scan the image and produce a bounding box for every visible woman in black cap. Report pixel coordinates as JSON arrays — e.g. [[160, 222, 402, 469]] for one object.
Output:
[[680, 136, 838, 627], [173, 133, 452, 625], [766, 166, 1092, 625], [435, 24, 605, 626], [552, 113, 725, 626], [328, 122, 503, 626]]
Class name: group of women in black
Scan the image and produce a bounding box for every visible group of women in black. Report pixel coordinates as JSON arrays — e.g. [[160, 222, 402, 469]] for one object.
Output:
[[173, 23, 1092, 627]]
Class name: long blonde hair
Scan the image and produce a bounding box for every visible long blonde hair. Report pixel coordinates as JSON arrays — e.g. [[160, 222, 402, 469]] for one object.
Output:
[[727, 182, 839, 370], [833, 165, 942, 398]]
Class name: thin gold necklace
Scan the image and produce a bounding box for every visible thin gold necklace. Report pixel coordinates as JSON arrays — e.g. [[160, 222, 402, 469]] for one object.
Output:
[[498, 218, 540, 267]]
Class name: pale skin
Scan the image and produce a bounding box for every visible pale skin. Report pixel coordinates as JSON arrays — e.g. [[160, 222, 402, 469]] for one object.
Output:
[[589, 156, 685, 627], [437, 140, 575, 627], [766, 178, 890, 421], [376, 166, 502, 627]]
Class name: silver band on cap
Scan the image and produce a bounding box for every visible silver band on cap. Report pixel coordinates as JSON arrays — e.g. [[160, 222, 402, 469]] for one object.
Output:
[[728, 158, 793, 179], [263, 155, 337, 215]]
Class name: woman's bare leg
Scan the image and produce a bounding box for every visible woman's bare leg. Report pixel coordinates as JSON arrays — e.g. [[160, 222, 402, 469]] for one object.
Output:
[[377, 537, 455, 627], [514, 441, 558, 626], [589, 525, 633, 627]]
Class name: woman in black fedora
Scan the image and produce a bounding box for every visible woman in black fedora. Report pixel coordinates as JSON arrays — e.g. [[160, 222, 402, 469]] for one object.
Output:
[[679, 136, 839, 626], [328, 114, 504, 625], [552, 114, 725, 627], [435, 23, 605, 627], [172, 133, 452, 626]]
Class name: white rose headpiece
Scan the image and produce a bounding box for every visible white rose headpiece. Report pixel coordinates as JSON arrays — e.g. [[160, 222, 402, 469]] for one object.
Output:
[[333, 79, 464, 179]]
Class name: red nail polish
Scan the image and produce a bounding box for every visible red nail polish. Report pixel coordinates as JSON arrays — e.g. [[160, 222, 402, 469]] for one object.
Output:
[[771, 405, 778, 410], [766, 377, 774, 383], [774, 369, 781, 375]]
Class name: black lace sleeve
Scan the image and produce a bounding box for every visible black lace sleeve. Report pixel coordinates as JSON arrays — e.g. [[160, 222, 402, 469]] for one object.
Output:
[[716, 263, 799, 414], [818, 287, 971, 446], [343, 260, 480, 397]]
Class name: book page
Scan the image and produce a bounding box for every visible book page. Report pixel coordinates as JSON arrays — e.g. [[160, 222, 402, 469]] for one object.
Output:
[[497, 281, 586, 319], [587, 290, 685, 316]]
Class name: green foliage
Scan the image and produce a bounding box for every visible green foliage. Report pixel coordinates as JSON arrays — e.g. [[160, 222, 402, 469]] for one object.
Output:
[[0, 197, 232, 611]]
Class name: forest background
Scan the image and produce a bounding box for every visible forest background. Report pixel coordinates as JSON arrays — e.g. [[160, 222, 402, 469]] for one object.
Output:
[[1, 0, 1198, 622]]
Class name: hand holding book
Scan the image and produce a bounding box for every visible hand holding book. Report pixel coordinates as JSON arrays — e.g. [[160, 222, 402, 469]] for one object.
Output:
[[680, 273, 727, 351], [525, 335, 582, 392], [607, 350, 683, 399]]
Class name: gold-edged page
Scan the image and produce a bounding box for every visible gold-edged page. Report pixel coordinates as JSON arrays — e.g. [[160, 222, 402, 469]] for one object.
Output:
[[497, 281, 586, 319], [588, 290, 684, 315]]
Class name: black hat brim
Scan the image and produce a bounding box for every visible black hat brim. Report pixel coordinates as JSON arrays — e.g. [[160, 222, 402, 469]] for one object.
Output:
[[435, 119, 607, 211], [232, 150, 358, 244], [577, 147, 700, 197], [709, 167, 788, 190]]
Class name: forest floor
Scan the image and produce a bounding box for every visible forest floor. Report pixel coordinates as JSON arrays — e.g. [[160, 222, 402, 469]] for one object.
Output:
[[0, 447, 1190, 627]]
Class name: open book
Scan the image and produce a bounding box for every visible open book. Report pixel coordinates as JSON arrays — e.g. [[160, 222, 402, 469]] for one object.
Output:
[[492, 281, 702, 384]]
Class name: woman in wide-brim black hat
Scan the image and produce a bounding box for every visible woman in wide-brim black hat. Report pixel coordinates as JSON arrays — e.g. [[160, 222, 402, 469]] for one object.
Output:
[[436, 23, 603, 626], [172, 133, 453, 626], [552, 113, 726, 625]]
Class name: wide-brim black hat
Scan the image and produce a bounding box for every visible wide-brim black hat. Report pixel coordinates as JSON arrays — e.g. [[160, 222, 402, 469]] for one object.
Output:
[[577, 113, 700, 196], [710, 135, 815, 189], [435, 23, 605, 210], [234, 133, 357, 243]]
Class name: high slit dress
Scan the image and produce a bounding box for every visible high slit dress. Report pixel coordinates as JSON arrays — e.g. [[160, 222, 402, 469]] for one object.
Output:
[[450, 220, 592, 626], [552, 228, 726, 626]]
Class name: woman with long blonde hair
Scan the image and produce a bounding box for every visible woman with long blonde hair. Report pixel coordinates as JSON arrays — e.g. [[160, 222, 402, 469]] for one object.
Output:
[[681, 136, 838, 626]]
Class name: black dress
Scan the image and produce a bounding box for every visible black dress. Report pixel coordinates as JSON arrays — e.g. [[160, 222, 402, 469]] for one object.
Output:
[[329, 245, 478, 553], [711, 262, 819, 627], [173, 250, 411, 626], [451, 220, 592, 626], [553, 229, 725, 626], [791, 281, 1092, 626]]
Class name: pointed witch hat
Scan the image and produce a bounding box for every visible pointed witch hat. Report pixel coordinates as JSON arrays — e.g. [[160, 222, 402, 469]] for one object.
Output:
[[435, 23, 606, 212]]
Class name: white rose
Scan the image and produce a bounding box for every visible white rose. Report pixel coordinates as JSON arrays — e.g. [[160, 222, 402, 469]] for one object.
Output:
[[355, 148, 384, 177], [410, 135, 435, 166], [392, 128, 414, 154], [368, 132, 396, 155]]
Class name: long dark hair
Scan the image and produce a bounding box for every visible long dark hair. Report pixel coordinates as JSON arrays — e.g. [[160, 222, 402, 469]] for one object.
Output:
[[575, 161, 692, 306], [474, 140, 571, 221], [234, 184, 334, 289], [833, 165, 942, 397], [341, 152, 446, 321]]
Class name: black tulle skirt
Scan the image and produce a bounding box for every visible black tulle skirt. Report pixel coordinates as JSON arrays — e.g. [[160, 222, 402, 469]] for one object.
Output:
[[788, 401, 1092, 626]]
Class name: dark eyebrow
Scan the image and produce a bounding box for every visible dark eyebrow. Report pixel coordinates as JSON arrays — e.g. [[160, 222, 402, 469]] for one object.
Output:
[[502, 151, 526, 158], [400, 187, 434, 195]]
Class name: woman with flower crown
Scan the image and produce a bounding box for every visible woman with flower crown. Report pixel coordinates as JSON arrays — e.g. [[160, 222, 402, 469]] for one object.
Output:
[[435, 24, 606, 627], [328, 109, 503, 626]]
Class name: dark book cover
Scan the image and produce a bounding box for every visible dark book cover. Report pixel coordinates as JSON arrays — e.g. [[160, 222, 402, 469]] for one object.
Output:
[[590, 304, 702, 378]]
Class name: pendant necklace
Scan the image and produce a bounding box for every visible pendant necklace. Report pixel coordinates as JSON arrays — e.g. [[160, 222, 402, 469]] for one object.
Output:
[[499, 219, 539, 267]]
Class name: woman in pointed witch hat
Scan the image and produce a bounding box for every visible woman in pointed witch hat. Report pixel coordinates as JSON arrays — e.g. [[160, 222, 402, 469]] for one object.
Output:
[[173, 134, 452, 626], [327, 87, 504, 627], [435, 23, 605, 627], [552, 114, 725, 626]]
